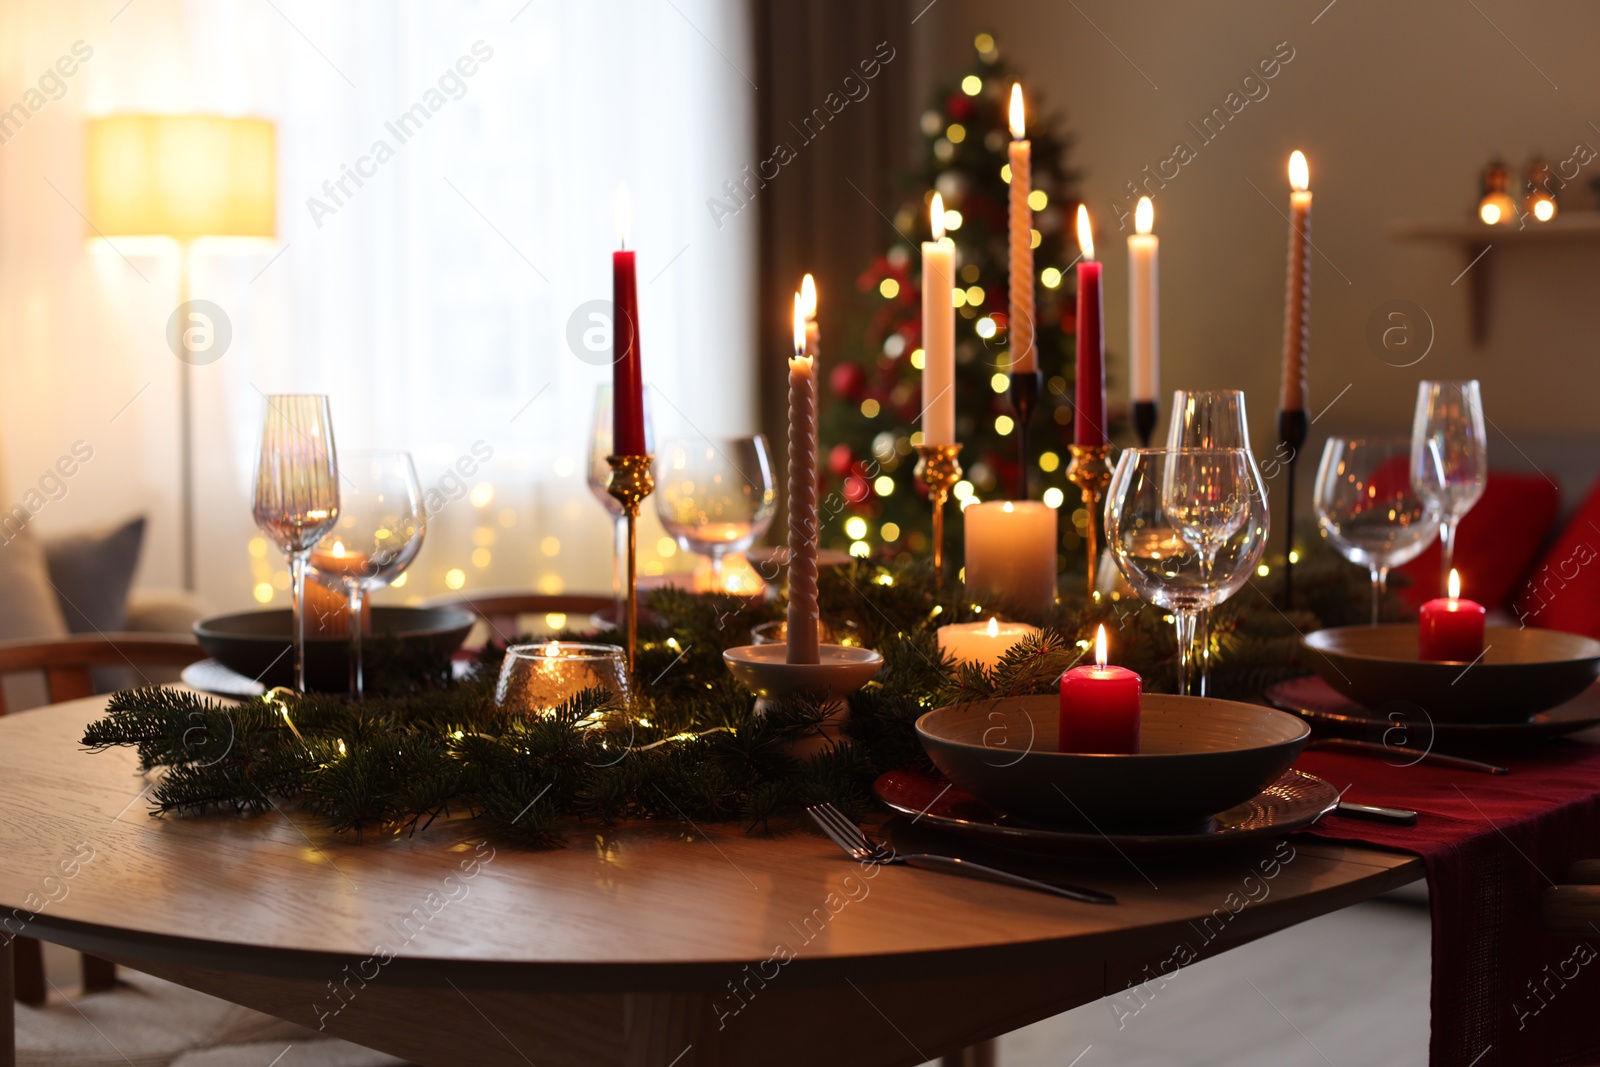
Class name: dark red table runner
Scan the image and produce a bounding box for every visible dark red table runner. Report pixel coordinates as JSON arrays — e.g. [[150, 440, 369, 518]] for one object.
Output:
[[1295, 744, 1600, 1067]]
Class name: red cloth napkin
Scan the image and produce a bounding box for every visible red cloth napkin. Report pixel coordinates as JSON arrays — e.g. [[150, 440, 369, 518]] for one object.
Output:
[[1295, 744, 1600, 1067]]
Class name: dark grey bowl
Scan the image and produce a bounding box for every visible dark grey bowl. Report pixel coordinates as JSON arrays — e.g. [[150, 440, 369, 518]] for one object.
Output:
[[1303, 624, 1600, 724], [194, 606, 475, 692], [916, 694, 1310, 832]]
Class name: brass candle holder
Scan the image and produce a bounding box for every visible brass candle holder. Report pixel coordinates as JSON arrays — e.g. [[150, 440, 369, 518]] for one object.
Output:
[[914, 442, 963, 585], [605, 453, 655, 670], [1065, 443, 1114, 597]]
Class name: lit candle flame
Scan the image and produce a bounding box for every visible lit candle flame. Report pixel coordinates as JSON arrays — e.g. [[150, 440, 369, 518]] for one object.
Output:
[[614, 182, 632, 248], [930, 192, 946, 241], [1448, 568, 1461, 600], [1288, 150, 1309, 192], [542, 640, 560, 657], [1094, 623, 1108, 668], [1008, 83, 1025, 140], [985, 616, 999, 637], [800, 273, 817, 321], [1076, 204, 1095, 261], [1135, 196, 1154, 235], [792, 292, 806, 358]]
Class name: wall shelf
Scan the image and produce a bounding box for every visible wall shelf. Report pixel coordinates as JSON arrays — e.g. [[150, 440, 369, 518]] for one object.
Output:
[[1388, 214, 1600, 343]]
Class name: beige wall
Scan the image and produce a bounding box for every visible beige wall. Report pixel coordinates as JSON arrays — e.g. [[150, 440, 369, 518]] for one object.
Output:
[[913, 0, 1600, 506]]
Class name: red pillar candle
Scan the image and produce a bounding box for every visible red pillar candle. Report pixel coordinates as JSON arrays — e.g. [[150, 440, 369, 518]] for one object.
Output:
[[611, 184, 647, 456], [1419, 568, 1486, 662], [1059, 625, 1141, 753], [1073, 206, 1108, 446]]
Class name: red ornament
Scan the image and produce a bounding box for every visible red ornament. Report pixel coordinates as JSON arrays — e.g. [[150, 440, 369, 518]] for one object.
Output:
[[828, 443, 855, 479], [830, 362, 867, 401]]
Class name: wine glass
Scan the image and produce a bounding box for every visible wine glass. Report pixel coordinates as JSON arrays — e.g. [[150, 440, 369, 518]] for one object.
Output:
[[588, 385, 654, 623], [1316, 436, 1441, 625], [1106, 448, 1268, 695], [655, 435, 777, 589], [1411, 380, 1487, 592], [1165, 389, 1270, 694], [495, 642, 632, 715], [252, 395, 340, 693], [309, 451, 426, 698]]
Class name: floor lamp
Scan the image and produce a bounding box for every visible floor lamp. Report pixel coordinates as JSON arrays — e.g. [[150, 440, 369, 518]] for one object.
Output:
[[86, 115, 277, 590]]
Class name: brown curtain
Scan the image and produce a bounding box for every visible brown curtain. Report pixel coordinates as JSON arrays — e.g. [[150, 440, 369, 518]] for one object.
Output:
[[749, 0, 918, 524]]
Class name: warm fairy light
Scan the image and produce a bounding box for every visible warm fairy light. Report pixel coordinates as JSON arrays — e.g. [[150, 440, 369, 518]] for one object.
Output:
[[1135, 196, 1154, 235], [1533, 198, 1556, 222], [985, 616, 999, 637], [1448, 568, 1461, 600], [1008, 83, 1025, 140], [800, 273, 818, 321], [614, 182, 632, 247], [1094, 623, 1108, 668], [930, 192, 946, 241], [1076, 204, 1095, 261], [1288, 150, 1309, 192], [1479, 202, 1502, 225], [792, 292, 806, 357]]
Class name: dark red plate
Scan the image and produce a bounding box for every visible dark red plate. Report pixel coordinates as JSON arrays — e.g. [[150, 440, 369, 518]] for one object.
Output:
[[1264, 675, 1600, 742]]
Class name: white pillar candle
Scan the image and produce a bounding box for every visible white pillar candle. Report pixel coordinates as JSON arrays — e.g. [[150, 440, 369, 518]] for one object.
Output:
[[937, 616, 1042, 670], [963, 500, 1058, 617], [921, 194, 956, 445], [1127, 196, 1159, 403]]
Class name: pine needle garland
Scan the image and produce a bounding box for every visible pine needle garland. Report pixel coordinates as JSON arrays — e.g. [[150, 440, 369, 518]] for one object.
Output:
[[82, 546, 1379, 847]]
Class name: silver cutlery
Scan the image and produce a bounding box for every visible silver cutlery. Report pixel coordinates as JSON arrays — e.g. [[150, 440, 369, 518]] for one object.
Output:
[[1309, 737, 1508, 775], [1335, 800, 1418, 825], [805, 802, 1116, 905]]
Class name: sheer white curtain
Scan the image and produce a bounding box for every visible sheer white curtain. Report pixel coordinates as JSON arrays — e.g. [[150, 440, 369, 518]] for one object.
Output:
[[0, 0, 756, 610]]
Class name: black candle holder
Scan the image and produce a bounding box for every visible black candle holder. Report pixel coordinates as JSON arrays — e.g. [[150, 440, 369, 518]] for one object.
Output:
[[1132, 400, 1159, 447], [1008, 370, 1043, 499], [1277, 408, 1308, 610]]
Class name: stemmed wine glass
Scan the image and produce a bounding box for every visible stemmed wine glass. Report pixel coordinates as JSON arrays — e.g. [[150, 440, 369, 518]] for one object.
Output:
[[655, 435, 776, 590], [588, 385, 654, 622], [1165, 389, 1270, 694], [1411, 380, 1486, 591], [1106, 448, 1269, 695], [251, 395, 340, 693], [1316, 436, 1441, 625], [309, 451, 426, 698]]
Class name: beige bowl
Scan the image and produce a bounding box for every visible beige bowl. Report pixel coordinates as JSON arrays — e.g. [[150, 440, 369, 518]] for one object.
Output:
[[917, 694, 1310, 831]]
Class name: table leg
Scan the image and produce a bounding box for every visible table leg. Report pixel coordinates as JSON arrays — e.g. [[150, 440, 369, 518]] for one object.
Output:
[[2, 936, 16, 1067], [939, 1038, 997, 1067]]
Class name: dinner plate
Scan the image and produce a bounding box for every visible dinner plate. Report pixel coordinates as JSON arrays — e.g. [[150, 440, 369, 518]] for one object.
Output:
[[872, 767, 1339, 855], [1265, 675, 1600, 741], [180, 659, 266, 699]]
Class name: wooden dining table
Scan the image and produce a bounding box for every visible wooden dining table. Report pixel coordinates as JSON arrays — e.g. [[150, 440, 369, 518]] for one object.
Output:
[[0, 696, 1423, 1067]]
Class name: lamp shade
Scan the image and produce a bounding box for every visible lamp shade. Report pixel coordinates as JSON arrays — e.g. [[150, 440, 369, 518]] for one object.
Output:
[[86, 115, 276, 239]]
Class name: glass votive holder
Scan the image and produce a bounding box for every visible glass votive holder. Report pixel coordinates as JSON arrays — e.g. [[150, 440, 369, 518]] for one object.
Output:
[[495, 642, 631, 716], [749, 618, 863, 648]]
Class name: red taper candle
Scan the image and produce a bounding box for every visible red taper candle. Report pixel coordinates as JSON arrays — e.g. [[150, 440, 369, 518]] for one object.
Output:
[[1073, 205, 1107, 446], [612, 184, 646, 456]]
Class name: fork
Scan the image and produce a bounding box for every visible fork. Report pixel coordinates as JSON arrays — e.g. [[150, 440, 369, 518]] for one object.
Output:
[[805, 803, 1116, 905]]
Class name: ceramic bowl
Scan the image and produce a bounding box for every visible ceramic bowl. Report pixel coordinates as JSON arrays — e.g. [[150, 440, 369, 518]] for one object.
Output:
[[194, 606, 475, 692], [916, 694, 1310, 831], [1302, 624, 1600, 723]]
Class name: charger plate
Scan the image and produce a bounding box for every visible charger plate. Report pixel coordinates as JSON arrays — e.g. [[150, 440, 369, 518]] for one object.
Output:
[[873, 767, 1339, 856]]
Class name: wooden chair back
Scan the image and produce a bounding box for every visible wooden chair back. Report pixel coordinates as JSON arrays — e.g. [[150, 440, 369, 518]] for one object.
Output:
[[0, 633, 206, 1004], [421, 592, 614, 645]]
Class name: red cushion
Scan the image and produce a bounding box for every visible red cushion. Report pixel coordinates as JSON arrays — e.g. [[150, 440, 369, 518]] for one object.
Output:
[[1396, 472, 1562, 611], [1513, 476, 1600, 638]]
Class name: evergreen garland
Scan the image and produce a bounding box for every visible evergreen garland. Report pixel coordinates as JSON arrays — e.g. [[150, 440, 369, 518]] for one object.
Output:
[[83, 545, 1381, 848]]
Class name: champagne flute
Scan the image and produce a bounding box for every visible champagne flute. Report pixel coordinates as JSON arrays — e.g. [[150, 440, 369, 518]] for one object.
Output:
[[655, 435, 776, 590], [252, 395, 340, 693], [309, 451, 426, 698], [1165, 389, 1270, 694], [588, 385, 654, 622], [1411, 380, 1487, 591], [1316, 436, 1441, 624], [1106, 448, 1268, 695]]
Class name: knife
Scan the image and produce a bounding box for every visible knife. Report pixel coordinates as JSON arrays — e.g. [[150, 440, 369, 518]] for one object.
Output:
[[1309, 737, 1508, 775], [1336, 800, 1418, 825]]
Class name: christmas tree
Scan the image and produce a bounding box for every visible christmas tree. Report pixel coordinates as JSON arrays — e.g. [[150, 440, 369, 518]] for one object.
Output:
[[820, 32, 1086, 564]]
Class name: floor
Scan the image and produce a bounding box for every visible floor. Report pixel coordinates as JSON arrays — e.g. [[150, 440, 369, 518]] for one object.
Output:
[[946, 896, 1432, 1067]]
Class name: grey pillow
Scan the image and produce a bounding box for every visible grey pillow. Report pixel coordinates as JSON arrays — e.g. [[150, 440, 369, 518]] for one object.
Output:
[[43, 515, 146, 633]]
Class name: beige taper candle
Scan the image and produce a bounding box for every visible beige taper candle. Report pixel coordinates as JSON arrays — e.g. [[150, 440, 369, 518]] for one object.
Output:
[[786, 293, 820, 664], [1007, 84, 1036, 374], [1280, 150, 1311, 413]]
